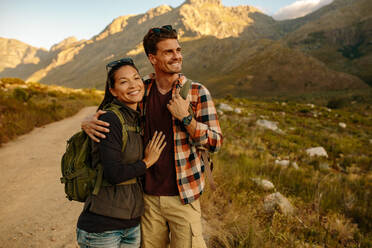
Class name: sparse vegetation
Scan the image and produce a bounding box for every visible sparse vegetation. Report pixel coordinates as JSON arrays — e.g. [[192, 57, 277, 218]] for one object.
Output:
[[1, 77, 371, 247], [202, 93, 372, 247], [0, 78, 103, 145]]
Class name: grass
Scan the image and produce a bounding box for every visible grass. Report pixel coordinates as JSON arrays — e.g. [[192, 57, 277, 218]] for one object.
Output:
[[0, 78, 103, 145], [1, 77, 370, 246], [201, 93, 372, 247]]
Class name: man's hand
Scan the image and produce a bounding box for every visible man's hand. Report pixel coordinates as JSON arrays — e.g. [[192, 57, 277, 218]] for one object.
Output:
[[81, 110, 110, 142], [167, 89, 189, 120]]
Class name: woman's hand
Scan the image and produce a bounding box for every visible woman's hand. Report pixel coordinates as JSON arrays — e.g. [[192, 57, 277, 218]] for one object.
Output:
[[142, 131, 166, 168], [81, 110, 110, 142]]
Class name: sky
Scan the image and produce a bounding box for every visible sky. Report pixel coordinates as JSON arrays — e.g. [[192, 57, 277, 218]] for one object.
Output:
[[0, 0, 333, 50]]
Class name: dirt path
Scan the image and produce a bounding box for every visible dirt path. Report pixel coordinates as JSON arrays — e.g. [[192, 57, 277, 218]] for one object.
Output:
[[0, 106, 97, 248]]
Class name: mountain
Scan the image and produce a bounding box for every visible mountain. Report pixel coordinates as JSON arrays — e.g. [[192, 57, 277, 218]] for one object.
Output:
[[0, 38, 48, 74], [1, 0, 280, 89], [0, 0, 369, 96], [176, 38, 366, 96], [0, 37, 83, 82], [280, 0, 372, 86]]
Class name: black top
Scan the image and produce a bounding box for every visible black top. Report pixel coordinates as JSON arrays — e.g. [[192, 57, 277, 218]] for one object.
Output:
[[143, 83, 178, 196], [77, 101, 146, 233]]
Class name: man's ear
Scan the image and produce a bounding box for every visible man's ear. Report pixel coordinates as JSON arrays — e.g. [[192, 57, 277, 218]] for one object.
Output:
[[109, 88, 117, 97], [148, 53, 156, 65]]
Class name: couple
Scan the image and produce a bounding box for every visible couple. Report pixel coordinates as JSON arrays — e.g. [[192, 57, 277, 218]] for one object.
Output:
[[76, 25, 223, 248]]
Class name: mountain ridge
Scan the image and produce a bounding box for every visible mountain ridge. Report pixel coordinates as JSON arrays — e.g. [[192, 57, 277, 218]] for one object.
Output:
[[0, 0, 370, 96], [0, 38, 48, 72], [281, 0, 372, 86]]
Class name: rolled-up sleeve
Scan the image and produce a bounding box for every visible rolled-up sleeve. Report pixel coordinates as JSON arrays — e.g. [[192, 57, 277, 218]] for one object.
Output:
[[189, 84, 223, 153]]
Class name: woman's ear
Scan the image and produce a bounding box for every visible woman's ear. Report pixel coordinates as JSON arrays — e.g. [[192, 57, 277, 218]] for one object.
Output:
[[109, 87, 117, 97]]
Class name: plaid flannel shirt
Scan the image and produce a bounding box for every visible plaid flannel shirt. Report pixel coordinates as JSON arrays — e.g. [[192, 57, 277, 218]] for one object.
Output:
[[140, 73, 223, 204]]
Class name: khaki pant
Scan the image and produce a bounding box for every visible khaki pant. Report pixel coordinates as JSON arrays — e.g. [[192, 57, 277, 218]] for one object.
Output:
[[141, 194, 207, 248]]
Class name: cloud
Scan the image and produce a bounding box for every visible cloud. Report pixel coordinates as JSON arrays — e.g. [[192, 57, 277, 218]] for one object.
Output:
[[254, 5, 270, 15], [273, 0, 334, 20]]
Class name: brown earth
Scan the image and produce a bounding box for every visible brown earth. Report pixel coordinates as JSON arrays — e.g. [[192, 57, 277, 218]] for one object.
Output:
[[0, 106, 97, 248]]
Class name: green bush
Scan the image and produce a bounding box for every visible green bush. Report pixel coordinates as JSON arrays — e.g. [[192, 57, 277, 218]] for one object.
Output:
[[1, 77, 25, 85], [327, 98, 348, 109], [0, 78, 103, 146], [13, 88, 30, 102]]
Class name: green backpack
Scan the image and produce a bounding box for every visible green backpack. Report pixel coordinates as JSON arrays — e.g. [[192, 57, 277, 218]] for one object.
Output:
[[60, 103, 138, 202]]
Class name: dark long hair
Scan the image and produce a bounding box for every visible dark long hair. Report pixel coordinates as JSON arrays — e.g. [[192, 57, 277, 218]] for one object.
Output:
[[97, 62, 139, 111]]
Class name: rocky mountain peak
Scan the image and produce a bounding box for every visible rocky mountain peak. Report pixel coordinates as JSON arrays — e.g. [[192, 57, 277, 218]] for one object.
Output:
[[185, 0, 221, 5], [146, 4, 172, 16], [0, 37, 48, 73], [1, 0, 369, 92], [138, 5, 173, 24], [178, 0, 276, 39], [50, 36, 79, 51], [95, 15, 134, 41]]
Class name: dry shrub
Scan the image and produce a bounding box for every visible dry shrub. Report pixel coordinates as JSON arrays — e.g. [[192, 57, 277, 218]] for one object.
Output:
[[201, 184, 265, 248], [0, 78, 103, 146], [324, 213, 359, 246]]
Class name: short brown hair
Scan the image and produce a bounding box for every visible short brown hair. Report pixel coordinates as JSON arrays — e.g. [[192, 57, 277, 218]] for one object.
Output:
[[143, 25, 178, 56]]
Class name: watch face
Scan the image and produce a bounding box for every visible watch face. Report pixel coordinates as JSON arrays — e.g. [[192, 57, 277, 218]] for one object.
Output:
[[183, 114, 192, 126]]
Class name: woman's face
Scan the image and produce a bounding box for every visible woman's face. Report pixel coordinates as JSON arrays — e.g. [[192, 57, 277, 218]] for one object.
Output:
[[109, 65, 144, 110]]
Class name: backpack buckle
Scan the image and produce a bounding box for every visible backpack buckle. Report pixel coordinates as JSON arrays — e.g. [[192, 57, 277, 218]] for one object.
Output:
[[60, 177, 66, 184]]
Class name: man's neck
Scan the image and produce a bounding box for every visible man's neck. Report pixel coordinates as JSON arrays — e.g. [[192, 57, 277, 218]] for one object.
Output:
[[154, 71, 180, 94]]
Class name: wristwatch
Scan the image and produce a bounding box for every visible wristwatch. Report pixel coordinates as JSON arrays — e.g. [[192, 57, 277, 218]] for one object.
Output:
[[182, 114, 193, 126]]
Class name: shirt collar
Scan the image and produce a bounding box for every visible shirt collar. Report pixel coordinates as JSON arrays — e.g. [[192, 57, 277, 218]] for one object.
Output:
[[149, 73, 185, 87]]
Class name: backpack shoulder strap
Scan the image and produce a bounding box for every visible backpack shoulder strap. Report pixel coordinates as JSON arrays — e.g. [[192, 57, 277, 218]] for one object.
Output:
[[104, 104, 128, 153], [180, 78, 192, 100], [180, 79, 194, 117], [94, 103, 140, 194]]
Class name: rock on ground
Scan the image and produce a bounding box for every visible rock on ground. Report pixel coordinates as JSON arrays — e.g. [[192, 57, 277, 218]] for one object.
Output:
[[218, 103, 233, 112], [306, 147, 328, 158], [264, 192, 295, 216], [291, 162, 299, 170], [275, 159, 290, 168], [234, 108, 242, 114], [339, 122, 347, 128], [251, 178, 275, 191], [256, 119, 284, 134]]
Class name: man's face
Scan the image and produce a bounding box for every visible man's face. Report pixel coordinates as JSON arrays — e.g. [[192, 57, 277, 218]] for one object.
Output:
[[149, 39, 183, 74]]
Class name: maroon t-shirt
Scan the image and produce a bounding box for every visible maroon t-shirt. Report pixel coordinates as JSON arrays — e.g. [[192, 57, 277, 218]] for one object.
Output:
[[143, 83, 179, 196]]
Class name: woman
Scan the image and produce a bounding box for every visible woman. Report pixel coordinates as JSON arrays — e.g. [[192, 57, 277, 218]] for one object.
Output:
[[76, 58, 166, 248]]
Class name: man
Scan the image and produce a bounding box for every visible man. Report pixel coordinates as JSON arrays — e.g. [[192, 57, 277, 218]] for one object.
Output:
[[82, 25, 223, 248]]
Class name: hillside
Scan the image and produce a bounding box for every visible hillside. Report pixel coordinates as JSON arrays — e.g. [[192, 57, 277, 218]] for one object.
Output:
[[177, 38, 367, 97], [281, 0, 372, 86], [203, 93, 372, 247], [0, 0, 370, 96], [1, 92, 370, 247], [0, 77, 102, 145], [0, 0, 278, 89], [277, 0, 352, 34], [0, 38, 48, 75]]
